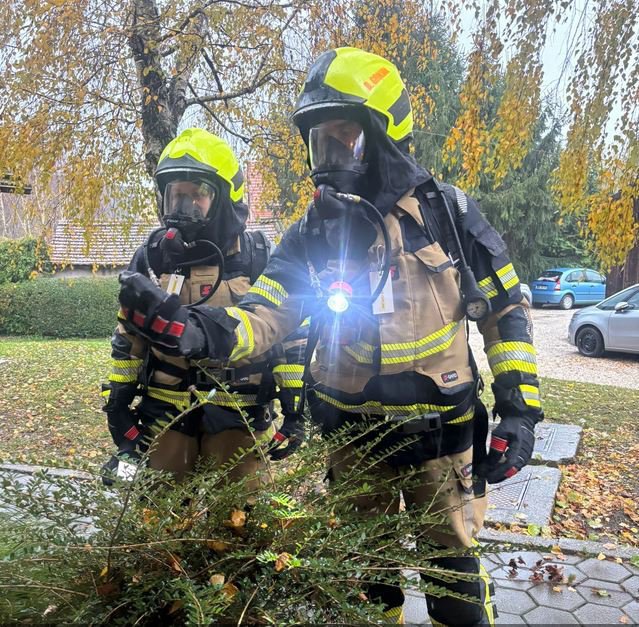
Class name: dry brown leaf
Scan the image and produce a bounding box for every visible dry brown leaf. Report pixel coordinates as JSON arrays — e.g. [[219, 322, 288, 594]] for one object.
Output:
[[274, 552, 292, 572], [96, 582, 118, 597], [209, 574, 225, 586], [168, 600, 183, 615], [358, 592, 368, 602], [597, 552, 607, 560], [229, 509, 246, 528], [603, 543, 617, 550], [168, 553, 182, 573], [222, 582, 239, 599], [615, 557, 623, 564], [619, 615, 630, 623], [550, 545, 563, 554], [568, 586, 576, 592], [206, 540, 232, 554], [552, 585, 563, 593]]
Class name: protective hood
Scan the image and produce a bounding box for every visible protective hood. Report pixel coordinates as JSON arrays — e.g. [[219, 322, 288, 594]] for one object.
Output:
[[202, 195, 248, 252], [362, 111, 432, 215]]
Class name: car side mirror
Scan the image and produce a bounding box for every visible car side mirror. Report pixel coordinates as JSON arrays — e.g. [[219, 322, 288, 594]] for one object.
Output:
[[614, 301, 630, 312], [601, 278, 606, 284]]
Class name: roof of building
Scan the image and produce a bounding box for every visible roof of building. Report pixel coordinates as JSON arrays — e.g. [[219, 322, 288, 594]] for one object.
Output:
[[49, 218, 285, 266], [49, 221, 155, 266]]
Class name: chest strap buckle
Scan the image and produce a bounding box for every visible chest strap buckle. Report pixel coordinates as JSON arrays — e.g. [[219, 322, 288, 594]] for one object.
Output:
[[392, 412, 441, 434]]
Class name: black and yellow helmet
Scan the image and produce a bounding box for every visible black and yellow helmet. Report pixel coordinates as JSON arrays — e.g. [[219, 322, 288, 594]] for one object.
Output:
[[155, 128, 244, 202], [292, 47, 413, 144]]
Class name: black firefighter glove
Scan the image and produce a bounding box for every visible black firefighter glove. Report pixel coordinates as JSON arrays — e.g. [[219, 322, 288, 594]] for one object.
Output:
[[101, 439, 144, 486], [484, 415, 537, 484], [118, 271, 188, 350], [268, 413, 305, 461]]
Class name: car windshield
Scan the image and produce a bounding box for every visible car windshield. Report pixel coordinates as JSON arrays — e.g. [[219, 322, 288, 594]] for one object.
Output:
[[597, 285, 639, 310], [538, 271, 563, 281]]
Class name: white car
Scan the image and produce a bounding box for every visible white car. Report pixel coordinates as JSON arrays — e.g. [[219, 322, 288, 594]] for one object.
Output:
[[568, 284, 639, 357]]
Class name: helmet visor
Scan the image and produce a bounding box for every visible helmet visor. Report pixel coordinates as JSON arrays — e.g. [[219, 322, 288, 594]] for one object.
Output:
[[309, 120, 366, 170], [162, 180, 217, 220]]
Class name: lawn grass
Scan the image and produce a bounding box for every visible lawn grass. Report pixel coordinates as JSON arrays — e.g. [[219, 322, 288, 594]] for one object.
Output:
[[0, 337, 112, 466], [1, 336, 638, 545]]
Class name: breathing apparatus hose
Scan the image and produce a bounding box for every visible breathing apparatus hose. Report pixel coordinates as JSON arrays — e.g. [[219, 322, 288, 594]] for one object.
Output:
[[142, 228, 225, 308]]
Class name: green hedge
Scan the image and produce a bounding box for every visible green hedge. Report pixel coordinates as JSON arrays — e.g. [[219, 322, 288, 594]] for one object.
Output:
[[0, 277, 119, 338], [0, 237, 51, 283]]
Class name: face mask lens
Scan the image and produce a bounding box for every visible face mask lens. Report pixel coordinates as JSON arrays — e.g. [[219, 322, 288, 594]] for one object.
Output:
[[162, 180, 216, 219], [309, 120, 366, 170]]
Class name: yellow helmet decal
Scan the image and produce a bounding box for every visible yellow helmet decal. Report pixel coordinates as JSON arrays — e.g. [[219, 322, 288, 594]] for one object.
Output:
[[323, 47, 413, 142], [158, 128, 244, 202]]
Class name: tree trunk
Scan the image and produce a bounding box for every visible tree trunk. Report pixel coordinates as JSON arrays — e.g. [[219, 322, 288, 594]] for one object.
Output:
[[606, 198, 639, 296]]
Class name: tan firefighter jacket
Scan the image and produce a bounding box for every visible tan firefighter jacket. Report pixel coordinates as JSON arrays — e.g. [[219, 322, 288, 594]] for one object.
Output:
[[220, 184, 541, 429], [106, 233, 306, 439]]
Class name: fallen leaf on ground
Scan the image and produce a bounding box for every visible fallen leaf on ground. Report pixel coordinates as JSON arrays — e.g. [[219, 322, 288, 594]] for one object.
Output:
[[552, 585, 563, 593], [597, 552, 607, 560], [210, 574, 225, 586]]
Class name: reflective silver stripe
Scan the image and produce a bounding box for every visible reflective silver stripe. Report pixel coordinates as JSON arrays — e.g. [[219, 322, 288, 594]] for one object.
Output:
[[380, 321, 460, 364], [109, 358, 143, 382], [478, 275, 498, 299], [486, 341, 538, 376], [519, 384, 541, 407], [147, 386, 192, 412], [212, 391, 259, 407], [248, 275, 288, 307], [344, 342, 375, 364], [315, 391, 453, 416], [226, 307, 254, 361], [496, 263, 519, 291], [273, 366, 304, 388]]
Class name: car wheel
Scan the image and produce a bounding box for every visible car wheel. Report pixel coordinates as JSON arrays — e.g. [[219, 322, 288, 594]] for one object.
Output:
[[532, 302, 543, 309], [559, 293, 574, 310], [575, 326, 604, 358]]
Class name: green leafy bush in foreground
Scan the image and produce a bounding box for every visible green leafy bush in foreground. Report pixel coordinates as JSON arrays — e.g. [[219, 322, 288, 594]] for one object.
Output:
[[0, 277, 118, 338], [0, 411, 477, 625]]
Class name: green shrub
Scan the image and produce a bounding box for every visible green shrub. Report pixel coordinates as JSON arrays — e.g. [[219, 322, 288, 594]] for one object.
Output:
[[0, 414, 471, 625], [0, 237, 50, 283], [0, 277, 119, 338]]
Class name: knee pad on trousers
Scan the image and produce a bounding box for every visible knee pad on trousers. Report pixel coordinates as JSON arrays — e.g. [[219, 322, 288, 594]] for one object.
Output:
[[422, 556, 495, 626]]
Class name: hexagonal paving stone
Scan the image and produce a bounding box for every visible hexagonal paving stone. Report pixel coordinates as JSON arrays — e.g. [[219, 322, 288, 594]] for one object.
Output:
[[574, 603, 634, 624], [622, 600, 639, 623], [576, 578, 633, 607], [495, 611, 525, 624], [578, 557, 632, 582], [495, 550, 545, 566], [528, 583, 587, 611], [524, 606, 579, 624], [491, 568, 536, 591], [481, 555, 503, 574], [493, 589, 536, 615], [621, 575, 639, 597]]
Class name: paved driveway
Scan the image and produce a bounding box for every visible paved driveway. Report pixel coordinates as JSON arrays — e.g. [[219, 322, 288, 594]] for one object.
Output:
[[468, 308, 639, 390]]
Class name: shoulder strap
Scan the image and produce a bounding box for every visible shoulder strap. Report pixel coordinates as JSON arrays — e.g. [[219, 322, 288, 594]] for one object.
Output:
[[248, 230, 271, 283], [419, 179, 465, 265]]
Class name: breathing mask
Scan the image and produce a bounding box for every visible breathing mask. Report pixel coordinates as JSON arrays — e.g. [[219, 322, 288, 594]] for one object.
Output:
[[309, 119, 368, 194], [161, 179, 218, 242]]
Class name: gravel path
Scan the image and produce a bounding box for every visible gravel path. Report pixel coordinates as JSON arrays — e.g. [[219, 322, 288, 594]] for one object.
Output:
[[468, 308, 639, 390]]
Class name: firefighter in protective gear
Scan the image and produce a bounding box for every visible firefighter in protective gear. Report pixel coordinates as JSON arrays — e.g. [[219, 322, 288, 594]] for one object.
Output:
[[118, 49, 543, 625], [103, 128, 306, 485]]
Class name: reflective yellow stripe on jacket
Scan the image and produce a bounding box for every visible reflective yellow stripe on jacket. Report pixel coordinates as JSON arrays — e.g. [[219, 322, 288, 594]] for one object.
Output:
[[519, 383, 541, 408], [343, 321, 461, 365], [226, 306, 255, 361], [273, 364, 304, 389], [247, 275, 288, 307], [315, 391, 454, 417], [486, 341, 537, 376], [109, 358, 143, 383]]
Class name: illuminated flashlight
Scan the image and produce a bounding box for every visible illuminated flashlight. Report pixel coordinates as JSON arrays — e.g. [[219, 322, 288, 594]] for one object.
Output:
[[327, 281, 353, 314]]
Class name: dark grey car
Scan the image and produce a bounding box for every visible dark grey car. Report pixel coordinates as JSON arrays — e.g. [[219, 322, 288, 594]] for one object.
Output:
[[568, 283, 639, 357]]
